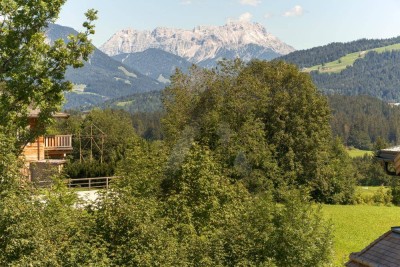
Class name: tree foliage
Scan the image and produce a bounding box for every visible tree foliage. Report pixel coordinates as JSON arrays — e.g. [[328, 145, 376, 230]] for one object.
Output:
[[54, 109, 139, 177], [92, 141, 333, 266], [0, 5, 343, 261], [0, 175, 110, 266], [0, 0, 97, 150], [162, 60, 355, 203]]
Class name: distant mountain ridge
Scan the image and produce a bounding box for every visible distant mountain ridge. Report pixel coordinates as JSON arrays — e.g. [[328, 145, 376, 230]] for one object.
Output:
[[112, 49, 193, 84], [50, 22, 400, 108], [46, 24, 164, 109], [100, 21, 295, 66]]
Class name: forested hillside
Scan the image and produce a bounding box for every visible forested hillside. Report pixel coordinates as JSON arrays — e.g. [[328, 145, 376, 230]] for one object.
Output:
[[280, 36, 400, 102], [312, 51, 400, 101], [99, 91, 162, 114], [328, 95, 400, 149], [280, 36, 400, 68]]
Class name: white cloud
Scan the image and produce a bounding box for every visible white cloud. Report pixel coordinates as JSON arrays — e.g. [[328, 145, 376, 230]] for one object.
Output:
[[239, 0, 261, 6], [226, 12, 253, 24], [180, 0, 192, 5], [239, 12, 253, 22], [283, 5, 304, 17]]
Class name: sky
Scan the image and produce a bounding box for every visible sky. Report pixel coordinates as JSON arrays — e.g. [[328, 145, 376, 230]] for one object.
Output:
[[57, 0, 400, 50]]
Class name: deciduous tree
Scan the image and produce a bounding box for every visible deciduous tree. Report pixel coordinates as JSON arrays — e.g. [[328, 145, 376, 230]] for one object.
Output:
[[0, 0, 97, 150], [163, 59, 354, 202]]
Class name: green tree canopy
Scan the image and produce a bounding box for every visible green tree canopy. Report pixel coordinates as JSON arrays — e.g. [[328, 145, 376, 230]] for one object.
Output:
[[55, 109, 139, 177], [162, 59, 355, 202], [99, 140, 333, 266], [0, 0, 97, 150]]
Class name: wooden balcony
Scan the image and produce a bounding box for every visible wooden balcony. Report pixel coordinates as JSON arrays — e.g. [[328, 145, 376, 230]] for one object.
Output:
[[44, 135, 73, 151]]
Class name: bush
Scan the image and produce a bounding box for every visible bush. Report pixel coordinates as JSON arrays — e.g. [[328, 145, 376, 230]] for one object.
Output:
[[353, 155, 392, 186], [373, 187, 393, 205], [63, 161, 115, 178], [391, 179, 400, 205], [352, 186, 392, 206]]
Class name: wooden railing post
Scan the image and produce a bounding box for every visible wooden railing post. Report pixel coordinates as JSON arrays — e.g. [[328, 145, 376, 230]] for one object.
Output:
[[44, 135, 72, 149]]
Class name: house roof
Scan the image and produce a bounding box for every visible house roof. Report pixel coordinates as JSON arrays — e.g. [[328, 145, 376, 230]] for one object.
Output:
[[346, 227, 400, 267], [376, 146, 400, 162]]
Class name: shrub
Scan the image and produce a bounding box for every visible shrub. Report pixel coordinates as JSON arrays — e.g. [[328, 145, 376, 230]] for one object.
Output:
[[391, 179, 400, 205], [352, 186, 392, 206], [373, 187, 392, 205], [63, 161, 115, 178]]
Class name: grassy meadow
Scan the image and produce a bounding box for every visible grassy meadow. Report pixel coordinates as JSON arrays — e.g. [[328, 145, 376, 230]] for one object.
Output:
[[304, 43, 400, 73], [346, 148, 374, 158], [323, 204, 400, 266]]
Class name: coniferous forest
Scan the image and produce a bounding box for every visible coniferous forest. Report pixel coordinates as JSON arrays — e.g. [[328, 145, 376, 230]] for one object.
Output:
[[280, 36, 400, 68], [312, 51, 400, 101]]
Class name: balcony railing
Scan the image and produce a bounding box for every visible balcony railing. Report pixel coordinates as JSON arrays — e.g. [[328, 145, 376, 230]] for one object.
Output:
[[44, 135, 72, 150]]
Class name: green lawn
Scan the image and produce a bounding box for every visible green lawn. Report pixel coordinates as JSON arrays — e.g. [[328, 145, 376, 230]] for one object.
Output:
[[322, 204, 400, 266], [346, 148, 374, 158], [304, 43, 400, 74]]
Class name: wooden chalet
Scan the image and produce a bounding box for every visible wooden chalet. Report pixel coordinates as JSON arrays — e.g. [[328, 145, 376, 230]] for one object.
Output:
[[346, 227, 400, 267], [22, 110, 73, 182]]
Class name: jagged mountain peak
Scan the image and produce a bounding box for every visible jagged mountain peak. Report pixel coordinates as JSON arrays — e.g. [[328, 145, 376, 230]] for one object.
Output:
[[100, 22, 295, 64]]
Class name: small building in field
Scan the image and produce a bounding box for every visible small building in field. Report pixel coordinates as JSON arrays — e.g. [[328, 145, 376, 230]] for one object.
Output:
[[21, 110, 73, 183], [346, 227, 400, 267]]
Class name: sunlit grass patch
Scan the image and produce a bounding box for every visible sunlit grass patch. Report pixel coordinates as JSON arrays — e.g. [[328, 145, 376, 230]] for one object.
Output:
[[322, 204, 400, 266]]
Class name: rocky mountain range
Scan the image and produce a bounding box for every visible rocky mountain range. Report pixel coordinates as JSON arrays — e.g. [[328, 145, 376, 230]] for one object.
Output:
[[100, 21, 295, 66], [46, 22, 400, 113], [46, 22, 295, 109]]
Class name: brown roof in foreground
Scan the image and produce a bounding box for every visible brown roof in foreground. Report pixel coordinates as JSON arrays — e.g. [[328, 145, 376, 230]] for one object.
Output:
[[346, 227, 400, 267]]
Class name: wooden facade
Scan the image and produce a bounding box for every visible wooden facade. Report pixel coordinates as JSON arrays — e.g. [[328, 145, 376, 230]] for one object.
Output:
[[22, 134, 73, 162], [21, 111, 73, 181]]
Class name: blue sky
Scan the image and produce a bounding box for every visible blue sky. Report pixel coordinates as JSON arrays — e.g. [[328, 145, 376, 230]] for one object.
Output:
[[57, 0, 400, 50]]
